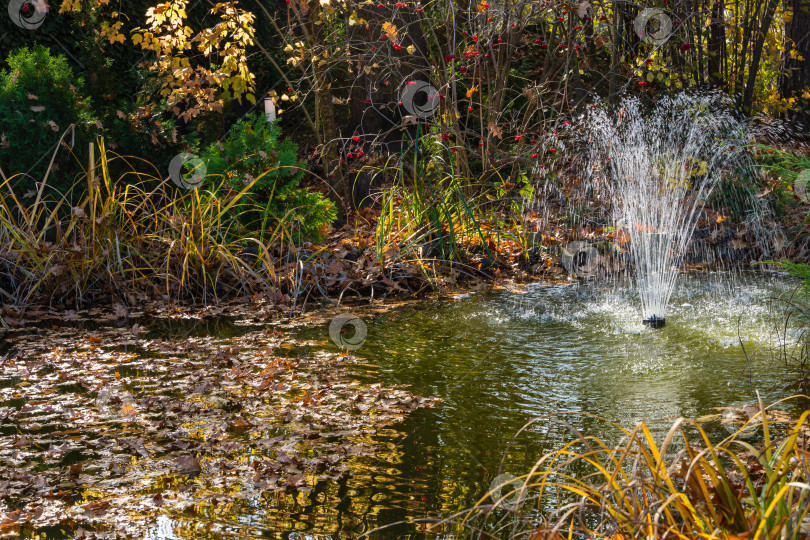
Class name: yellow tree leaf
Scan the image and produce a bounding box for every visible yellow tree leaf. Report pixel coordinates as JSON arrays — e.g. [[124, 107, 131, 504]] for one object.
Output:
[[382, 21, 398, 42]]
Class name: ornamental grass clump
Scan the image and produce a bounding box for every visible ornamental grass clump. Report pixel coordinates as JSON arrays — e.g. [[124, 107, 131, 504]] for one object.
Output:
[[383, 396, 810, 539]]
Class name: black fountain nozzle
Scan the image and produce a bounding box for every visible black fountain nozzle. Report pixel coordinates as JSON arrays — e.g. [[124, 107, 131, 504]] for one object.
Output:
[[643, 315, 666, 329]]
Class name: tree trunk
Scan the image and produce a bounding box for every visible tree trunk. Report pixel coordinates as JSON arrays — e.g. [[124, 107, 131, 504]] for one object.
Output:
[[708, 0, 726, 86], [781, 0, 810, 125], [741, 0, 780, 114], [303, 0, 345, 198]]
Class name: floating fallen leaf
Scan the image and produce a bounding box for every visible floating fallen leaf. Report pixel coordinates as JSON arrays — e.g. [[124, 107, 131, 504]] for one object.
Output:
[[120, 403, 138, 416], [176, 455, 202, 474]]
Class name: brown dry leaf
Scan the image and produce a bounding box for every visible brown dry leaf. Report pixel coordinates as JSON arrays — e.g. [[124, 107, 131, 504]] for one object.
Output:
[[116, 110, 127, 119], [0, 133, 8, 149], [1, 510, 22, 527], [258, 376, 276, 390], [730, 238, 748, 249], [30, 105, 45, 112], [113, 304, 128, 318], [48, 120, 59, 132], [382, 21, 398, 42], [325, 260, 343, 274], [176, 455, 202, 474], [577, 0, 591, 18], [228, 416, 252, 429], [27, 93, 38, 100], [488, 121, 503, 139], [82, 500, 110, 517]]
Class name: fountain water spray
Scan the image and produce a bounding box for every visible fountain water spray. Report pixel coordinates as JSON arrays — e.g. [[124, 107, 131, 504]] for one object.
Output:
[[585, 94, 750, 328]]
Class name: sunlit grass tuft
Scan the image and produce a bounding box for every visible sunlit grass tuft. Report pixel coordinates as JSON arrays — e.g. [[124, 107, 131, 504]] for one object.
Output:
[[0, 137, 298, 307], [369, 396, 810, 539]]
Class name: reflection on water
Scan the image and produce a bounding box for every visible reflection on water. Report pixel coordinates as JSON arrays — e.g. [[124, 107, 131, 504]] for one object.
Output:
[[152, 271, 804, 538]]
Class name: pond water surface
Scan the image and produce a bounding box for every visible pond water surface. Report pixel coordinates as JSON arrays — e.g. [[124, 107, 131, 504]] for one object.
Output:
[[145, 270, 806, 539]]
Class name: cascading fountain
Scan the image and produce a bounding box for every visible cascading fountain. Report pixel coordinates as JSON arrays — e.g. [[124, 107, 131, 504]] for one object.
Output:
[[585, 94, 750, 328]]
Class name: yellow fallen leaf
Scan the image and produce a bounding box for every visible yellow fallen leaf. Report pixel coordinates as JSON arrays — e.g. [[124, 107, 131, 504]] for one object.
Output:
[[121, 404, 138, 416]]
